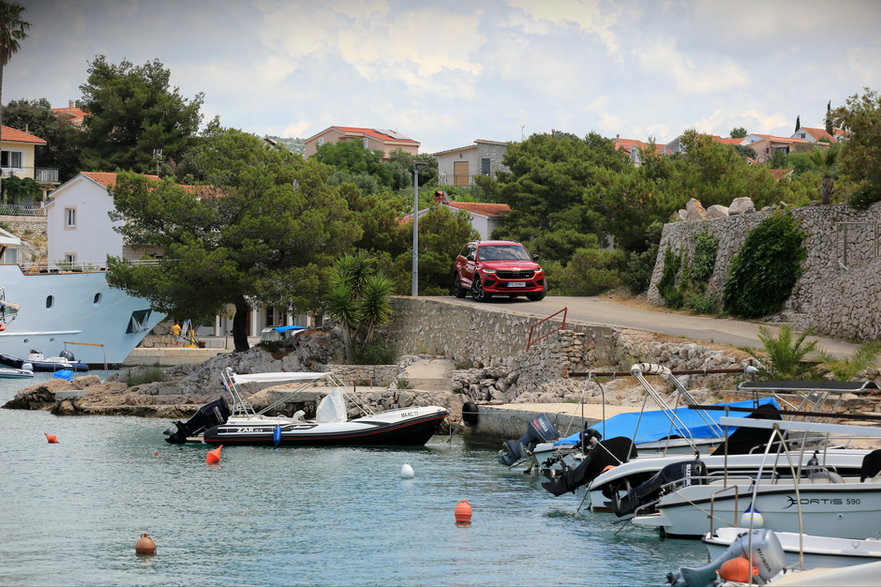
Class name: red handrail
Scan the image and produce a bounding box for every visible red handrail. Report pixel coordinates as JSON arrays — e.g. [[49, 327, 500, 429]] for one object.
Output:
[[526, 307, 567, 351]]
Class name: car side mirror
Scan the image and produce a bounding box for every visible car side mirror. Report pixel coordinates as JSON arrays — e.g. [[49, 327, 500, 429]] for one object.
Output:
[[466, 253, 475, 261], [532, 253, 540, 261]]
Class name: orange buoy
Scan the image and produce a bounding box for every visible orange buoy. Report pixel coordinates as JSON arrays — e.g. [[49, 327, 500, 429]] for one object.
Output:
[[135, 533, 156, 555], [454, 500, 473, 525], [44, 433, 59, 444], [206, 444, 223, 464], [153, 451, 159, 457], [718, 557, 757, 583]]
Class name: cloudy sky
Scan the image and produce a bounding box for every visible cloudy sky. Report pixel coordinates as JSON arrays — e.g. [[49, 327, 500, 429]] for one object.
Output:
[[8, 0, 881, 153]]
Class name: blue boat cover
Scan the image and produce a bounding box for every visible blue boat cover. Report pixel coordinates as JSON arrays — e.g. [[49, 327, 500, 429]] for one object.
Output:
[[272, 326, 306, 333], [554, 397, 780, 446]]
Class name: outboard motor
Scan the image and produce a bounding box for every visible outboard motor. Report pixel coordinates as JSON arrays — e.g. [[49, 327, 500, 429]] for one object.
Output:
[[542, 436, 637, 496], [58, 349, 76, 361], [498, 413, 560, 466], [666, 529, 786, 586], [608, 454, 708, 517], [164, 397, 230, 444]]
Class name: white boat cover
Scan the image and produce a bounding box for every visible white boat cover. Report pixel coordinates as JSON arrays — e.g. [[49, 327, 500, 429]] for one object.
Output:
[[230, 371, 329, 384], [315, 387, 347, 423], [768, 559, 881, 585]]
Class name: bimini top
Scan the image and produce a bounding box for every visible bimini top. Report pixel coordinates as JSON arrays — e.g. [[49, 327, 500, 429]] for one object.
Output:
[[737, 380, 879, 393], [226, 370, 330, 385]]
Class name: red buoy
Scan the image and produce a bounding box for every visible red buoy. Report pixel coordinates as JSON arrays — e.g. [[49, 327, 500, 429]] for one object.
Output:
[[206, 445, 223, 464], [454, 500, 473, 526], [44, 433, 59, 444], [135, 533, 156, 555], [718, 557, 757, 583]]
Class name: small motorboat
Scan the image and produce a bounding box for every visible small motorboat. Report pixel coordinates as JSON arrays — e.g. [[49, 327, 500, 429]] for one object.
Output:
[[165, 368, 448, 447], [0, 349, 89, 372], [0, 366, 34, 378]]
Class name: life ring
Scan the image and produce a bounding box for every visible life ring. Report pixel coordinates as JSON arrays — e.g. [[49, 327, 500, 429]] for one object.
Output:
[[462, 401, 479, 427]]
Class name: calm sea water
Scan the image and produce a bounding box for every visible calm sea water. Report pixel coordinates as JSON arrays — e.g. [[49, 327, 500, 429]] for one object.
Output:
[[0, 374, 707, 586]]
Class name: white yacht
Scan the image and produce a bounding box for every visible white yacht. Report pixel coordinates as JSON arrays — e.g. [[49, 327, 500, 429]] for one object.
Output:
[[0, 263, 164, 366]]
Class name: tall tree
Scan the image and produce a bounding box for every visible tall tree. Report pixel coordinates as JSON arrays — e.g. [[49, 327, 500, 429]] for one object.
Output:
[[729, 127, 748, 139], [106, 128, 361, 351], [0, 1, 28, 145], [807, 143, 839, 204], [79, 56, 203, 173], [832, 88, 881, 208], [825, 100, 833, 135], [794, 115, 801, 132]]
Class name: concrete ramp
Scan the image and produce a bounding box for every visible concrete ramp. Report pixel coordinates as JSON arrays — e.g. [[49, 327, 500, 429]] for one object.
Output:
[[403, 358, 454, 392]]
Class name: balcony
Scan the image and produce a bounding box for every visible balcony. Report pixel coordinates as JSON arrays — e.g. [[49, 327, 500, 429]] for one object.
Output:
[[1, 167, 60, 184]]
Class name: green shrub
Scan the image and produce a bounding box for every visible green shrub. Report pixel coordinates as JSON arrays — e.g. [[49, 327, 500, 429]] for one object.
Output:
[[620, 244, 658, 295], [723, 214, 806, 318], [350, 339, 396, 365], [657, 247, 684, 308]]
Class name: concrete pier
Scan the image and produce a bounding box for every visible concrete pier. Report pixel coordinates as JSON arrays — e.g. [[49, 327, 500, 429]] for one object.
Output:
[[463, 402, 638, 443]]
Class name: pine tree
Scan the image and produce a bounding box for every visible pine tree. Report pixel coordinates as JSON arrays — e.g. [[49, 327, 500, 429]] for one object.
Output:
[[795, 115, 801, 132]]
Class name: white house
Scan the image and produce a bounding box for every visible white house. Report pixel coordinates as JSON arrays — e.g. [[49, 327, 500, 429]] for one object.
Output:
[[0, 226, 21, 264], [44, 171, 308, 339], [434, 139, 509, 186], [401, 191, 511, 240]]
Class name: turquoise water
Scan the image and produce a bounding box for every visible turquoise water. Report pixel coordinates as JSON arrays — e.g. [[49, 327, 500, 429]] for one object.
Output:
[[0, 375, 707, 586]]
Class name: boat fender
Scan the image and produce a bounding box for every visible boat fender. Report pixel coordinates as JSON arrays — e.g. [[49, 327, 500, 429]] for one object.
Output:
[[718, 557, 757, 583], [273, 424, 282, 446], [462, 402, 479, 427], [401, 463, 415, 479]]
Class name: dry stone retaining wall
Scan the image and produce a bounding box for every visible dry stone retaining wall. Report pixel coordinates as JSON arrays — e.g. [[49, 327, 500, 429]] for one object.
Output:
[[647, 202, 881, 341]]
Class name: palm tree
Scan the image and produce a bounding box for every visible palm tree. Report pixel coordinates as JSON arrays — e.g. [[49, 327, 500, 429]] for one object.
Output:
[[807, 143, 839, 205], [0, 1, 29, 158]]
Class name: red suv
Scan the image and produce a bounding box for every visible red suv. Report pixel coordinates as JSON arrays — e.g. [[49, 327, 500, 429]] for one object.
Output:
[[453, 240, 546, 302]]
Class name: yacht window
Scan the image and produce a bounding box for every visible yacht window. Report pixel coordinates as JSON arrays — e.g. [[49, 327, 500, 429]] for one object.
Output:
[[46, 295, 54, 309], [93, 293, 102, 304]]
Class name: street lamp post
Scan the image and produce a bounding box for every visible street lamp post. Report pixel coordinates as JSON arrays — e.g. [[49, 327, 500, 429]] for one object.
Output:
[[412, 162, 427, 296]]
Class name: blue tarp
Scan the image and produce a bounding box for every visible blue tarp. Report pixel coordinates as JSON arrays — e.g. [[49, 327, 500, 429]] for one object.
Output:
[[272, 326, 306, 333], [554, 397, 780, 446]]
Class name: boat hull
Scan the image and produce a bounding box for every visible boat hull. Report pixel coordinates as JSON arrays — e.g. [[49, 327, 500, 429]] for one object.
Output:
[[0, 265, 164, 365], [633, 479, 881, 539], [203, 408, 449, 447]]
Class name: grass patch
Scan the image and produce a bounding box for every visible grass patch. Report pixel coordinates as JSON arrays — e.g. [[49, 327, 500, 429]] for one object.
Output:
[[126, 367, 165, 387]]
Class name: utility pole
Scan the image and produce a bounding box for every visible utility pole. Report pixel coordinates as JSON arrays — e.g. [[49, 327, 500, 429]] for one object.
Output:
[[411, 162, 427, 296]]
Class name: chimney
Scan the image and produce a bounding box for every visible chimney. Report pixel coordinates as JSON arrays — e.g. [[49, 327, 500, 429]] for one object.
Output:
[[69, 100, 74, 109]]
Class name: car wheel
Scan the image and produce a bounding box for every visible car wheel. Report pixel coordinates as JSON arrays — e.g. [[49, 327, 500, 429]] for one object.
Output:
[[453, 272, 467, 298], [471, 277, 491, 302], [526, 288, 546, 301]]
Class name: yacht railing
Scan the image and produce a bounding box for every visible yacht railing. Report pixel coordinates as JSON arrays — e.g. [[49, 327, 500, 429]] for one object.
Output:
[[15, 259, 164, 274]]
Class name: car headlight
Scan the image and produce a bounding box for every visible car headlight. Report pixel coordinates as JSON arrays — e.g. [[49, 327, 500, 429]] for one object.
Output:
[[481, 268, 497, 274], [534, 268, 543, 273]]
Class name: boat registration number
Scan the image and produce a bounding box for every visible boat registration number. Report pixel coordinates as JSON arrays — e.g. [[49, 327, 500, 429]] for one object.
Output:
[[508, 282, 527, 287], [400, 410, 418, 418]]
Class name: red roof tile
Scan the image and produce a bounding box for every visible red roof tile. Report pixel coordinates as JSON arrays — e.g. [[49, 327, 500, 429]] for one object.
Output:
[[769, 168, 794, 180], [447, 201, 510, 217], [331, 126, 420, 145], [81, 171, 215, 196], [51, 105, 87, 125], [799, 127, 837, 143], [1, 125, 46, 145]]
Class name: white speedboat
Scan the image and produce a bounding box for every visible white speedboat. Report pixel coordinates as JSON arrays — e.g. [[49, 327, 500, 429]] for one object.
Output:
[[704, 527, 881, 570], [0, 263, 164, 366], [0, 366, 33, 378], [629, 418, 881, 538], [165, 369, 449, 447]]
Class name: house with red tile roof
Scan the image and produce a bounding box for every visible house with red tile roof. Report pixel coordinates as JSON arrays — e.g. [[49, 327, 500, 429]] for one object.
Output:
[[51, 101, 87, 127], [613, 137, 671, 165], [400, 191, 511, 240], [433, 139, 509, 185], [303, 126, 419, 159], [743, 134, 814, 163], [790, 126, 846, 144], [1, 125, 46, 179]]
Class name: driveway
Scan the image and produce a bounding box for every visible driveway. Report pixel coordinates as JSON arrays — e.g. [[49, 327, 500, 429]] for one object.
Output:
[[422, 295, 859, 358]]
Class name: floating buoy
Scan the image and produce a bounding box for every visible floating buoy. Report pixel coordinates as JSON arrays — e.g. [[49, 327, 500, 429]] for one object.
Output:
[[740, 507, 764, 528], [206, 444, 223, 464], [135, 533, 156, 555], [44, 433, 59, 444], [717, 557, 757, 583], [153, 451, 159, 457], [454, 500, 472, 526], [401, 463, 415, 479]]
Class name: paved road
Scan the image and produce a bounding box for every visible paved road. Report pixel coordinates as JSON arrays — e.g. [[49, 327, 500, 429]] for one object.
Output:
[[422, 295, 859, 358]]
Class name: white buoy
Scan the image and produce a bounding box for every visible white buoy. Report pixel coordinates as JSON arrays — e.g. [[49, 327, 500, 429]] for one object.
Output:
[[401, 463, 415, 479], [740, 508, 764, 528]]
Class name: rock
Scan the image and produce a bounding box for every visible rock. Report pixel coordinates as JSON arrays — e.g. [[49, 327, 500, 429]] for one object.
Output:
[[706, 204, 729, 218], [677, 209, 688, 221], [728, 197, 756, 215], [686, 198, 707, 220]]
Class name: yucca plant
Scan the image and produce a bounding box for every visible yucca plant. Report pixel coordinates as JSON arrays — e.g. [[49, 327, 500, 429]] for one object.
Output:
[[817, 341, 881, 381], [745, 324, 821, 381]]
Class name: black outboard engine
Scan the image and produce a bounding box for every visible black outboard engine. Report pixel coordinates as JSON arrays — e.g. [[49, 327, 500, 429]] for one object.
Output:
[[542, 436, 637, 496], [58, 349, 76, 361], [498, 414, 560, 466], [608, 454, 708, 517], [164, 397, 230, 444]]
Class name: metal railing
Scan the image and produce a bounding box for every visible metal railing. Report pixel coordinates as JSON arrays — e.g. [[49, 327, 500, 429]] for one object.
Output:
[[0, 203, 45, 216], [1, 167, 60, 183]]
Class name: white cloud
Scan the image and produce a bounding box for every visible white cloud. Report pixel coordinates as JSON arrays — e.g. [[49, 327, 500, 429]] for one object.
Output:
[[847, 46, 881, 88], [506, 0, 622, 55], [634, 40, 750, 95]]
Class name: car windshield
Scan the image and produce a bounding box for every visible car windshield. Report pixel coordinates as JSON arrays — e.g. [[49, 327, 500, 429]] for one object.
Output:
[[478, 245, 531, 261]]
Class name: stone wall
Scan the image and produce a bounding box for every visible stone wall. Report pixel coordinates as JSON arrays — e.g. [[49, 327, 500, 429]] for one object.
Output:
[[647, 202, 881, 341], [326, 364, 398, 386], [386, 297, 746, 405]]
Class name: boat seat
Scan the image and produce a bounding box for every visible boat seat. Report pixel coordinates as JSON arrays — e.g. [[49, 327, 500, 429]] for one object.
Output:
[[806, 470, 845, 483]]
